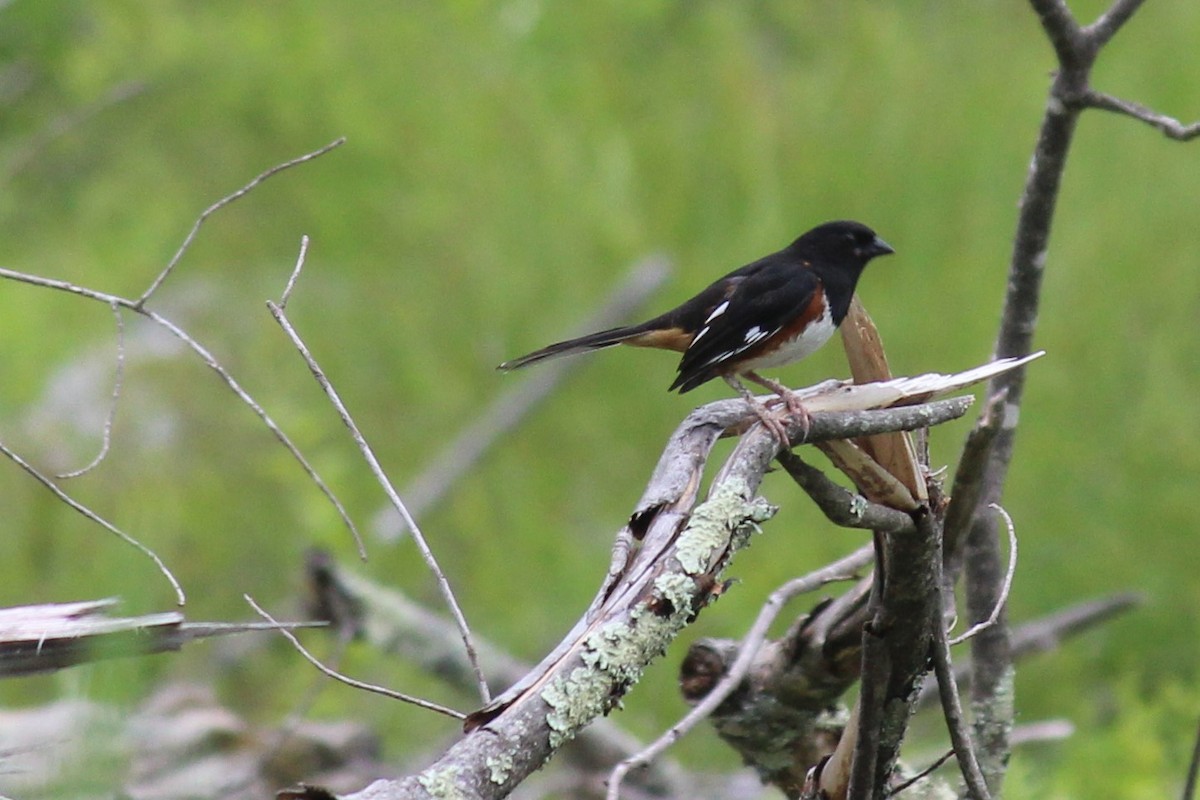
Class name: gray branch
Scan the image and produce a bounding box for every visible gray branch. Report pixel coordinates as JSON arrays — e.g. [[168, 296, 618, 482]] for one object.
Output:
[[951, 0, 1196, 790], [335, 395, 973, 800]]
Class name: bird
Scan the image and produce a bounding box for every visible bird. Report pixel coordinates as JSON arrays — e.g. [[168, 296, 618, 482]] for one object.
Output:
[[498, 220, 894, 445]]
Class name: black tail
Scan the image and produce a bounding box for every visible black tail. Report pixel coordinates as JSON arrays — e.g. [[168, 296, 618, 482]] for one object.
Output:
[[498, 324, 649, 371]]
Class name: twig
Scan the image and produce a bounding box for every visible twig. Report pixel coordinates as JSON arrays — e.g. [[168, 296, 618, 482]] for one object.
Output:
[[950, 504, 1017, 646], [0, 439, 185, 605], [306, 550, 690, 798], [1083, 0, 1146, 47], [1183, 714, 1200, 800], [57, 301, 126, 479], [943, 390, 1006, 573], [244, 594, 466, 720], [916, 592, 1141, 709], [382, 255, 671, 538], [267, 298, 491, 705], [605, 546, 874, 800], [847, 611, 888, 800], [278, 235, 311, 310], [0, 141, 361, 555], [777, 451, 917, 535], [137, 138, 346, 306], [1081, 89, 1200, 140], [885, 749, 954, 798], [931, 599, 993, 800]]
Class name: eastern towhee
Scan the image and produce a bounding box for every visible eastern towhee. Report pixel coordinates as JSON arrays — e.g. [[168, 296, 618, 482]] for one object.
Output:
[[499, 220, 894, 445]]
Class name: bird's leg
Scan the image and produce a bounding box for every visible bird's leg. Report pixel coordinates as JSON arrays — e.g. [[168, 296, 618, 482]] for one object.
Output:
[[723, 375, 792, 448], [743, 371, 812, 441]]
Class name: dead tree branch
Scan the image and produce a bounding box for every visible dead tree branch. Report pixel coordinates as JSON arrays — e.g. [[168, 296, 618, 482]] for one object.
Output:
[[333, 361, 1012, 800], [268, 254, 490, 704], [949, 1, 1198, 791], [606, 545, 875, 800], [302, 550, 690, 799]]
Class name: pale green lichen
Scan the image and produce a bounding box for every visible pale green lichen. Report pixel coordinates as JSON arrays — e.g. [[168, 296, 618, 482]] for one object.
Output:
[[485, 752, 514, 785], [540, 480, 778, 751], [675, 480, 776, 574], [544, 665, 610, 749], [417, 763, 466, 799], [653, 572, 696, 614]]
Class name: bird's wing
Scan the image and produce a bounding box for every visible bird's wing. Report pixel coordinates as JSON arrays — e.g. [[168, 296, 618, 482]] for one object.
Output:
[[670, 265, 820, 392]]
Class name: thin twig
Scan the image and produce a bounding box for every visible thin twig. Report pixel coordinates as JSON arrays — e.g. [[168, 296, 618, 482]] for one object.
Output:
[[57, 301, 126, 479], [0, 439, 185, 605], [137, 138, 346, 306], [777, 451, 917, 535], [886, 749, 954, 797], [943, 389, 1006, 573], [605, 545, 874, 800], [1183, 714, 1200, 800], [931, 600, 993, 800], [0, 266, 364, 559], [244, 594, 465, 720], [1082, 89, 1200, 140], [267, 300, 491, 705], [279, 235, 311, 310], [1083, 0, 1147, 48], [950, 504, 1017, 646]]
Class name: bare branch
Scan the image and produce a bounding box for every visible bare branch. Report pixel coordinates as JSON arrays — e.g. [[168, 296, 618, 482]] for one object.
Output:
[[267, 299, 490, 704], [776, 451, 916, 535], [278, 234, 312, 310], [1027, 0, 1084, 67], [0, 598, 322, 677], [1083, 0, 1147, 48], [0, 148, 363, 555], [943, 390, 1006, 573], [304, 550, 689, 798], [885, 750, 954, 798], [346, 366, 982, 800], [137, 138, 346, 306], [1082, 89, 1200, 140], [1184, 714, 1200, 800], [950, 505, 1017, 646], [931, 602, 993, 800], [606, 546, 874, 800], [916, 592, 1141, 709], [244, 594, 466, 721], [57, 301, 126, 479], [847, 489, 958, 800], [0, 439, 185, 605]]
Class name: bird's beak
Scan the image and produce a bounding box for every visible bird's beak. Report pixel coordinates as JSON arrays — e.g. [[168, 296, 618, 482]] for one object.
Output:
[[866, 236, 895, 258]]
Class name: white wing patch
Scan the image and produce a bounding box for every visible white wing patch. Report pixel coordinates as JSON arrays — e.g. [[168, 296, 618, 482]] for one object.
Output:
[[690, 324, 782, 372], [705, 300, 730, 324], [690, 299, 732, 347]]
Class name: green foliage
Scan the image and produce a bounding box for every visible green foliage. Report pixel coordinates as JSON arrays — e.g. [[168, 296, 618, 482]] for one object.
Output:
[[1, 0, 1198, 791]]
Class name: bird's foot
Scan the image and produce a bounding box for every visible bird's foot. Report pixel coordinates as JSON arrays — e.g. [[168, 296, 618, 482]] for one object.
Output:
[[746, 399, 794, 448], [746, 373, 812, 443], [724, 374, 794, 448]]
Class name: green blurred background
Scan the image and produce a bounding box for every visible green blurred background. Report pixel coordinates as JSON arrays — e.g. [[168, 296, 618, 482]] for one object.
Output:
[[1, 1, 1197, 796]]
